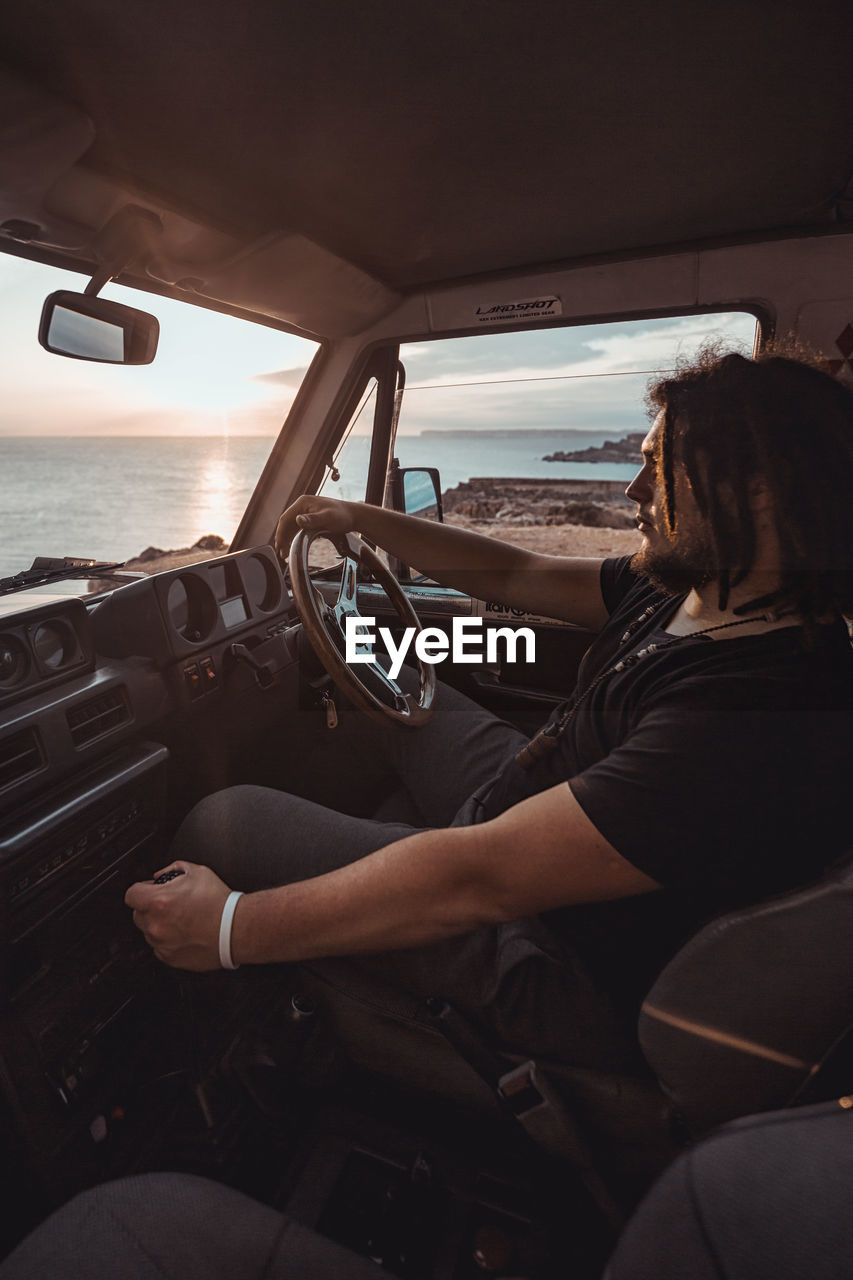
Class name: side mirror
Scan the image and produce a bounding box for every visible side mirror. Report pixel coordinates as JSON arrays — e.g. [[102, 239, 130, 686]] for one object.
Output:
[[391, 466, 444, 522], [38, 290, 159, 364], [387, 465, 443, 580]]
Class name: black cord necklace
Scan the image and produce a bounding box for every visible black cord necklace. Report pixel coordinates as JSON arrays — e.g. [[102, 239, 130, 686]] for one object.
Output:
[[514, 598, 778, 771]]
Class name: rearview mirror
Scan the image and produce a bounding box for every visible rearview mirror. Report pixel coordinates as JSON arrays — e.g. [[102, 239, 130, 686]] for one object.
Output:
[[38, 290, 159, 364]]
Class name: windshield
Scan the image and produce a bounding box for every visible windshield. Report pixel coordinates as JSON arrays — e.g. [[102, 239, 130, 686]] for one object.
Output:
[[0, 254, 318, 592]]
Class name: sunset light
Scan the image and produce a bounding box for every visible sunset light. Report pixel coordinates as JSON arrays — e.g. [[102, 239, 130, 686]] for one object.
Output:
[[0, 256, 318, 437], [195, 454, 241, 540]]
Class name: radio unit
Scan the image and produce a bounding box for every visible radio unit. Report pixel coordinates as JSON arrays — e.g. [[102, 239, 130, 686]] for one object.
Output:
[[0, 743, 172, 1200], [0, 742, 168, 960]]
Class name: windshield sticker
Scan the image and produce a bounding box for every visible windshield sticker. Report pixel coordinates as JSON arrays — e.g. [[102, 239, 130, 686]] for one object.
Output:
[[473, 295, 562, 325]]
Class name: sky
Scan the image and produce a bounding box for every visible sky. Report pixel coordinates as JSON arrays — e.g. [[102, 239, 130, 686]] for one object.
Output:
[[397, 313, 756, 438], [0, 253, 756, 438], [0, 256, 318, 437]]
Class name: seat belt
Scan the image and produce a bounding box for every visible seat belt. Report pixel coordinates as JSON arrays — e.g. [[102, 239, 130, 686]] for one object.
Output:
[[424, 998, 625, 1228]]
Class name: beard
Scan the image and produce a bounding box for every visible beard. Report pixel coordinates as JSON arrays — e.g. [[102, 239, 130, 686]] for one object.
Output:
[[631, 529, 716, 597]]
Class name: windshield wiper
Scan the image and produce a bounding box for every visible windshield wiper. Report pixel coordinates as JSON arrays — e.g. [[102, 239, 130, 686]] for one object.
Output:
[[0, 556, 128, 597]]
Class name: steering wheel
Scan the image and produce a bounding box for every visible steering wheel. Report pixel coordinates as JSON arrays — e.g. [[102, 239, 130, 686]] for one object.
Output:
[[288, 527, 436, 727]]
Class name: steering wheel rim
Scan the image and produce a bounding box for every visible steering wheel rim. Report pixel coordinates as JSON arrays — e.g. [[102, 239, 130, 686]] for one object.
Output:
[[288, 527, 436, 727]]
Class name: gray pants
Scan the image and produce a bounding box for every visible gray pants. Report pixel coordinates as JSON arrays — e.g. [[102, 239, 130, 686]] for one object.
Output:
[[0, 1174, 380, 1280], [172, 678, 634, 1069]]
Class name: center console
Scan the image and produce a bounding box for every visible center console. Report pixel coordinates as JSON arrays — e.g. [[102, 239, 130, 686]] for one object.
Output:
[[0, 743, 172, 1209]]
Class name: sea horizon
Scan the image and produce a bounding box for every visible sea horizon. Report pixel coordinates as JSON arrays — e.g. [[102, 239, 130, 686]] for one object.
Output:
[[1, 432, 638, 577]]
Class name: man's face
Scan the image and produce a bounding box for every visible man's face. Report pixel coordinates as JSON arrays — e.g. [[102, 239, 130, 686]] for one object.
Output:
[[625, 411, 715, 595]]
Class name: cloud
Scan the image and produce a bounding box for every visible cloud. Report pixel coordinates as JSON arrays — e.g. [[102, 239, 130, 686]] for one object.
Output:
[[395, 313, 755, 434], [397, 377, 650, 436], [402, 313, 753, 386], [0, 390, 289, 437], [252, 366, 310, 387]]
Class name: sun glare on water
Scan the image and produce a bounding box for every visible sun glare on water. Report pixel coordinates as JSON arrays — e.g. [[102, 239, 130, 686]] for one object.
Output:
[[195, 455, 240, 539]]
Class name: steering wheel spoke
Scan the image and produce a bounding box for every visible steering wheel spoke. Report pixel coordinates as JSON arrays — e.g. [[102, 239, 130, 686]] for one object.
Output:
[[288, 527, 436, 727], [363, 655, 405, 701], [335, 554, 360, 612]]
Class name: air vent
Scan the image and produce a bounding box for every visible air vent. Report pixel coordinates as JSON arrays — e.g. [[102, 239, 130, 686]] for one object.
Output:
[[0, 729, 43, 790], [66, 688, 130, 747]]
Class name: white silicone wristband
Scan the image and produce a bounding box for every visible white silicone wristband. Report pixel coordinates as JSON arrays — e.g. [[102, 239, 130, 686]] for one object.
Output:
[[218, 890, 244, 970]]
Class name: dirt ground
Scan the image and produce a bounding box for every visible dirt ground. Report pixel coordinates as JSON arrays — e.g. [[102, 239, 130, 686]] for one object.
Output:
[[446, 516, 641, 559]]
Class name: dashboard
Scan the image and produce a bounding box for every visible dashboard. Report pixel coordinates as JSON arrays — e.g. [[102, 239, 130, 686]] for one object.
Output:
[[0, 546, 305, 1210], [0, 546, 300, 820]]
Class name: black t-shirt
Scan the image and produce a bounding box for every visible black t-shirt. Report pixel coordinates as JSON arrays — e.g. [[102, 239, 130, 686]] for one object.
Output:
[[482, 556, 853, 1018]]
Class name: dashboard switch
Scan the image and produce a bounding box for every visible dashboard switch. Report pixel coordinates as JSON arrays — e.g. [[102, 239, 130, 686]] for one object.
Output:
[[199, 656, 218, 690], [183, 663, 202, 699]]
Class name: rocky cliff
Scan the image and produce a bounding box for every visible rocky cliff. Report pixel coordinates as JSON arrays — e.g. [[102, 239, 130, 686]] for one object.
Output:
[[544, 431, 644, 464], [442, 477, 635, 528]]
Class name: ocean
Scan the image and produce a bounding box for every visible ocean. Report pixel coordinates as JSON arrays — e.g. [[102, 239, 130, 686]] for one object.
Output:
[[0, 433, 638, 578]]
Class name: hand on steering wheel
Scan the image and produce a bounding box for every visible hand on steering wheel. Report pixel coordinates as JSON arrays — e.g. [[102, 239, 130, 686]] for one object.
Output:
[[275, 494, 355, 557], [287, 523, 436, 727]]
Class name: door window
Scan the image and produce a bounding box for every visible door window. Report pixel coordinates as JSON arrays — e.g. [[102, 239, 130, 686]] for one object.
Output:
[[393, 312, 756, 559]]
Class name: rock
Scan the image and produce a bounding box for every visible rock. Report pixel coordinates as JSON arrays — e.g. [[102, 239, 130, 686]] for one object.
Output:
[[441, 476, 635, 529], [544, 431, 645, 464], [112, 537, 230, 582]]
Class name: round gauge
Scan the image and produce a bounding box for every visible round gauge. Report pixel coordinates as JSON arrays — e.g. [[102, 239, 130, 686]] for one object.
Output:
[[166, 578, 189, 634], [32, 621, 76, 671], [166, 574, 216, 643], [0, 635, 29, 687], [241, 552, 282, 613]]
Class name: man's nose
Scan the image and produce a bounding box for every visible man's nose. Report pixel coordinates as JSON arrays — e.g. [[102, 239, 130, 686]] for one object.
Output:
[[625, 466, 649, 504]]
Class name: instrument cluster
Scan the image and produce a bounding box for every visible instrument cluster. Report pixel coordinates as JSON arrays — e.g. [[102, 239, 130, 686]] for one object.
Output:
[[89, 545, 291, 664], [0, 600, 93, 703], [161, 549, 283, 648]]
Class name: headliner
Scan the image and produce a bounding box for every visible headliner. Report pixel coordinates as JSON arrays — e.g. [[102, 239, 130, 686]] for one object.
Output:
[[1, 0, 852, 298]]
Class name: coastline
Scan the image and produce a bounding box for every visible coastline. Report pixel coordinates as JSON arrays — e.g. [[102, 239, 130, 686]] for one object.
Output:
[[440, 476, 639, 557], [117, 477, 640, 577]]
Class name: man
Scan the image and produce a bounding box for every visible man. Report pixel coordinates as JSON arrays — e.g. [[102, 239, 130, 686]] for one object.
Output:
[[126, 349, 853, 1062]]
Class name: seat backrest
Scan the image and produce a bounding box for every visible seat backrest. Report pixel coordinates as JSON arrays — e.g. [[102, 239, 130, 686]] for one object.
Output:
[[639, 851, 853, 1136]]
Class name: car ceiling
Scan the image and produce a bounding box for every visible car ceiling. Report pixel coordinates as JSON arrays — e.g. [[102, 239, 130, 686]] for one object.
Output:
[[0, 0, 852, 320]]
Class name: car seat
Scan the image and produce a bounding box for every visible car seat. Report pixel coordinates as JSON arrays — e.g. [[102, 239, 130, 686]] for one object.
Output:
[[638, 850, 853, 1135], [606, 1097, 853, 1280], [302, 846, 853, 1214]]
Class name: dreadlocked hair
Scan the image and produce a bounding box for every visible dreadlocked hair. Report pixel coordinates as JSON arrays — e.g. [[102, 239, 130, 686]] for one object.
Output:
[[645, 341, 853, 625]]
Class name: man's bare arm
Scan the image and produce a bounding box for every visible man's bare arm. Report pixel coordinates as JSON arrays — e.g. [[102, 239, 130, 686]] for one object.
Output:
[[124, 785, 660, 971], [275, 495, 611, 630]]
